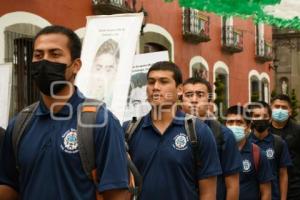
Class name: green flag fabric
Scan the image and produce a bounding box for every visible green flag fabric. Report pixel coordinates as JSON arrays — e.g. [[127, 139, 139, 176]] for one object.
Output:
[[165, 0, 300, 29]]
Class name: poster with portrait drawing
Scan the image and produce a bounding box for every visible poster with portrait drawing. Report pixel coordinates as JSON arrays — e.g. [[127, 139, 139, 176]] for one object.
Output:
[[75, 13, 143, 121], [0, 63, 12, 128], [123, 51, 169, 122]]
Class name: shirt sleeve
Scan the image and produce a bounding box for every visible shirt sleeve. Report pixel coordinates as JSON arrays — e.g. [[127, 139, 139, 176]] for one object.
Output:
[[94, 106, 129, 192], [220, 126, 242, 175], [0, 118, 19, 191], [280, 140, 293, 168], [196, 120, 222, 180], [257, 150, 274, 183]]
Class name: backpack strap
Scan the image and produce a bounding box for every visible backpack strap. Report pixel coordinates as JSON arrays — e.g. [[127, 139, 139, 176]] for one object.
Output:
[[273, 134, 284, 168], [125, 117, 143, 196], [184, 114, 201, 168], [125, 117, 143, 144], [127, 153, 143, 196], [12, 102, 39, 170], [209, 120, 225, 150], [77, 98, 103, 181], [252, 143, 261, 172], [78, 100, 143, 199]]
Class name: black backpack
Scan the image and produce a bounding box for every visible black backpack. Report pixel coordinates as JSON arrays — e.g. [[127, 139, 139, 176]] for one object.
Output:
[[11, 99, 142, 199], [207, 119, 225, 150], [272, 134, 284, 168]]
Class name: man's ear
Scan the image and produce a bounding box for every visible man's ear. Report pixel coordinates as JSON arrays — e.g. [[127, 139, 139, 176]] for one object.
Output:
[[177, 84, 183, 97], [288, 107, 292, 117], [72, 58, 82, 75], [245, 125, 251, 135]]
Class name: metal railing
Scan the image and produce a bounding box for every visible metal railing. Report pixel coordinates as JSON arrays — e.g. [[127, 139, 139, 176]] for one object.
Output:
[[92, 0, 134, 10], [182, 8, 210, 43], [257, 39, 273, 57], [222, 25, 243, 50]]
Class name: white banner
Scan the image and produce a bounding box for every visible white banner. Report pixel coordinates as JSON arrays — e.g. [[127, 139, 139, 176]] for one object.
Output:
[[75, 13, 144, 121], [123, 51, 169, 122], [0, 63, 12, 128]]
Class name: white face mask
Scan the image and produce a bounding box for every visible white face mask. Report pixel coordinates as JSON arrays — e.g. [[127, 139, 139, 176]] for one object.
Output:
[[227, 125, 245, 142], [272, 108, 289, 122]]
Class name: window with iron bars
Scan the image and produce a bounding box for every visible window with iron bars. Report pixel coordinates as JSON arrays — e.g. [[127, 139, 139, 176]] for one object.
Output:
[[183, 8, 209, 35], [4, 30, 33, 63], [4, 30, 39, 116]]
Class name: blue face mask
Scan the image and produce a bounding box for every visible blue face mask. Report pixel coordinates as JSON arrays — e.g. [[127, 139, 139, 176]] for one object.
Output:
[[272, 108, 289, 122], [227, 125, 245, 142]]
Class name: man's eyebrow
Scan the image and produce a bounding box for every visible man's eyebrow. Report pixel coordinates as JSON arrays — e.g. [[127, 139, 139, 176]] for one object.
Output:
[[49, 48, 63, 52], [33, 49, 42, 52], [147, 77, 170, 81], [34, 48, 63, 52], [184, 90, 205, 93]]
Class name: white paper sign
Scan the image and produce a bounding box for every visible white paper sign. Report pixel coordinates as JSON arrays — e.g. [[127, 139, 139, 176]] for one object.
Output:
[[123, 51, 169, 122], [75, 13, 144, 121], [0, 63, 12, 128]]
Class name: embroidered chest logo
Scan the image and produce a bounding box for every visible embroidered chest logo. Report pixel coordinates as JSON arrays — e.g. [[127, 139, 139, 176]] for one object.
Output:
[[61, 129, 79, 154], [173, 133, 189, 151], [242, 159, 251, 172], [266, 148, 274, 159]]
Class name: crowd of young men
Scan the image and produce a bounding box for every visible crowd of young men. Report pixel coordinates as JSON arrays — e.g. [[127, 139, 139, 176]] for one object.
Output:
[[0, 25, 300, 200]]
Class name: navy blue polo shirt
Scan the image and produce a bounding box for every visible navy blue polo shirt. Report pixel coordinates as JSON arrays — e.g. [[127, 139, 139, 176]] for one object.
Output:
[[239, 139, 274, 200], [249, 132, 292, 200], [205, 120, 242, 200], [0, 88, 128, 200], [123, 111, 222, 200]]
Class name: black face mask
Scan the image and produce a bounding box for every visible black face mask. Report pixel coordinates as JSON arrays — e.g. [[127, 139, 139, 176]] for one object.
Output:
[[31, 60, 71, 96], [252, 119, 270, 133]]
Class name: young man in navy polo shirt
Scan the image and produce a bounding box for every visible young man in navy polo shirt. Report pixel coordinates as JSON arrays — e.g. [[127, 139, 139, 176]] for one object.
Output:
[[225, 105, 273, 200], [123, 61, 222, 200], [181, 77, 242, 200], [247, 101, 292, 200], [0, 25, 128, 200]]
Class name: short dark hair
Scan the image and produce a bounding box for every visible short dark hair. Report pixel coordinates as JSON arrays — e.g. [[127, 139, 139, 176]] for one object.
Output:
[[226, 105, 250, 124], [271, 94, 292, 107], [247, 101, 272, 118], [183, 77, 212, 93], [147, 61, 182, 86], [34, 25, 82, 60]]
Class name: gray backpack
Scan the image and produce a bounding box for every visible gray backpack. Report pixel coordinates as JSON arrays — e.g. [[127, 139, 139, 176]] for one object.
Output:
[[11, 99, 142, 198]]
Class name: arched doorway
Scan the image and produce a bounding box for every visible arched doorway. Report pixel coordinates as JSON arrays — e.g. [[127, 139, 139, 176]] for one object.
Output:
[[140, 24, 174, 61]]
